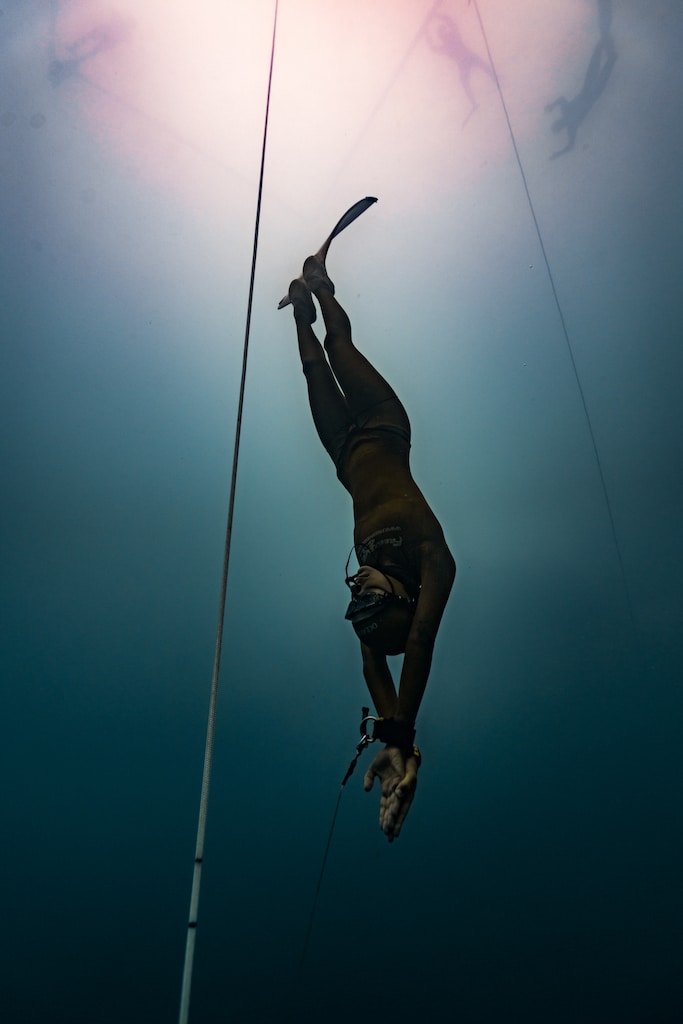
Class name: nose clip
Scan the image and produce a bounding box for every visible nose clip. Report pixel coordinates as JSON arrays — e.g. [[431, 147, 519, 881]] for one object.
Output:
[[345, 572, 361, 594]]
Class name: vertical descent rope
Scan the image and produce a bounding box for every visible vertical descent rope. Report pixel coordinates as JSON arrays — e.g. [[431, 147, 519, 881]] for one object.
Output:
[[471, 0, 634, 626], [178, 4, 279, 1022]]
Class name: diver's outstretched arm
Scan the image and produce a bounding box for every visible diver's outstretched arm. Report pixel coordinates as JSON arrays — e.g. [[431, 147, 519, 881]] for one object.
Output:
[[360, 645, 397, 719], [395, 546, 455, 725]]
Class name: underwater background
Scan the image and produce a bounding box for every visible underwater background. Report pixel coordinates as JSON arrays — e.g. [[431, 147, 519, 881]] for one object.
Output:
[[2, 1, 682, 1021]]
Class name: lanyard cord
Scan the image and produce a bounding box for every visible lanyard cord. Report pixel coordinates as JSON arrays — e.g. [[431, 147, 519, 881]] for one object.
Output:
[[178, 4, 279, 1023], [298, 710, 376, 974]]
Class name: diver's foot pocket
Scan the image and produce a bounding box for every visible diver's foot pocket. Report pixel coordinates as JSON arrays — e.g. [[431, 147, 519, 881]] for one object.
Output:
[[303, 255, 335, 296], [286, 278, 316, 324]]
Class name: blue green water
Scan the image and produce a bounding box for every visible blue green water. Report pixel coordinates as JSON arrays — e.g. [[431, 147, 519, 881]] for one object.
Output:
[[2, 2, 682, 1021]]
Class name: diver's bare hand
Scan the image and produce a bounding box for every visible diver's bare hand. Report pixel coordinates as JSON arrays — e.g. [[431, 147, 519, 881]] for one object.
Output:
[[363, 745, 420, 842]]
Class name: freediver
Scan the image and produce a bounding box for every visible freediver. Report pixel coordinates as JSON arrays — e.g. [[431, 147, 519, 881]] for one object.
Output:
[[282, 254, 455, 842], [545, 0, 617, 158], [427, 10, 495, 127]]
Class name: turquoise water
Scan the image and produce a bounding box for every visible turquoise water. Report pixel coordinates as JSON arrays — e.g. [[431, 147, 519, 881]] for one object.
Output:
[[3, 2, 682, 1021]]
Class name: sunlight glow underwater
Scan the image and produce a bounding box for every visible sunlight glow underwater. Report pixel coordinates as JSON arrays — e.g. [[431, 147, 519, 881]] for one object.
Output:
[[47, 0, 594, 217]]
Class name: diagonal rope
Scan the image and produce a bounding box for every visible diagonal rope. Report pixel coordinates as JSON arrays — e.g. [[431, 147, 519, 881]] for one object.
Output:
[[178, 4, 279, 1023], [471, 0, 634, 626], [327, 0, 445, 198]]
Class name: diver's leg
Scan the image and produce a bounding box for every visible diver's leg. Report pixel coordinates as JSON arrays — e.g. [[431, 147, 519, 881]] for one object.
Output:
[[318, 289, 410, 432], [303, 259, 409, 429], [292, 300, 352, 460], [598, 0, 613, 37]]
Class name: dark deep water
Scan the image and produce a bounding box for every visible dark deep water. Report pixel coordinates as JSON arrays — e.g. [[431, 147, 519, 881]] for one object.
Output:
[[2, 2, 682, 1021]]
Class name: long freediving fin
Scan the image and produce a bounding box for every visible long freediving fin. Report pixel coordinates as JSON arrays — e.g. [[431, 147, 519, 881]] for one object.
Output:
[[320, 195, 378, 256], [278, 196, 378, 309]]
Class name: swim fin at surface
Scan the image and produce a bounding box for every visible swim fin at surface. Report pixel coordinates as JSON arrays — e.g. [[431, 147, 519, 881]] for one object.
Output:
[[277, 196, 377, 309]]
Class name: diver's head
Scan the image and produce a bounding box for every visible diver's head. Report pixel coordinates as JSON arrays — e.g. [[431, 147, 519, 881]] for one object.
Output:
[[349, 597, 415, 654], [344, 567, 416, 655]]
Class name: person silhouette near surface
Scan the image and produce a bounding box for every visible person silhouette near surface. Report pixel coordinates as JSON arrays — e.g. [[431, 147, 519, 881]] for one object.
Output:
[[545, 0, 617, 158], [427, 11, 495, 126], [282, 253, 455, 841], [48, 17, 130, 86]]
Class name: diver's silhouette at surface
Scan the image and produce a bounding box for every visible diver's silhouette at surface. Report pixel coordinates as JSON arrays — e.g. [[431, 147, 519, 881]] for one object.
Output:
[[283, 256, 455, 842], [426, 11, 494, 126], [48, 18, 129, 86], [545, 0, 617, 158]]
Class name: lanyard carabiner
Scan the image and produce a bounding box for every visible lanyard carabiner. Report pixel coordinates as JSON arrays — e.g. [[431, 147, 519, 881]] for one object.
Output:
[[340, 707, 378, 787]]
